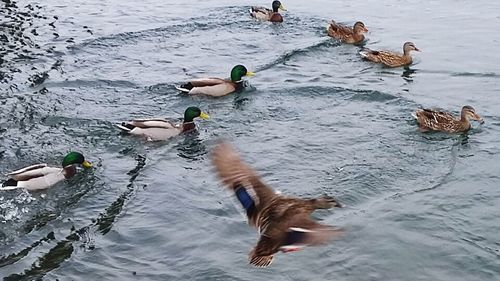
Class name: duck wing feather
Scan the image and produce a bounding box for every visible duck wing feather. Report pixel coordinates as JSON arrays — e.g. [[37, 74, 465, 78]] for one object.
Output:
[[327, 21, 354, 40], [7, 164, 61, 181], [249, 215, 341, 267], [212, 142, 279, 227], [250, 6, 272, 20]]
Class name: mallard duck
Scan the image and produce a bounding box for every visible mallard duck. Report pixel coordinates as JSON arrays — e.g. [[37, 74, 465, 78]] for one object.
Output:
[[359, 41, 420, 67], [326, 21, 368, 44], [175, 65, 255, 97], [1, 152, 92, 191], [250, 0, 286, 22], [412, 105, 484, 133], [117, 106, 209, 141], [212, 142, 342, 267]]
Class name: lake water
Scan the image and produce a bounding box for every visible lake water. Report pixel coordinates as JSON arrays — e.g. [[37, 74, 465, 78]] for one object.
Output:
[[1, 0, 500, 280]]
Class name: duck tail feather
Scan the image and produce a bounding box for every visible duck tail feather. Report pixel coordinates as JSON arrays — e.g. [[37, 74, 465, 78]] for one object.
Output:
[[326, 21, 332, 31], [116, 123, 134, 132], [359, 49, 370, 58], [2, 178, 19, 189], [175, 82, 193, 93]]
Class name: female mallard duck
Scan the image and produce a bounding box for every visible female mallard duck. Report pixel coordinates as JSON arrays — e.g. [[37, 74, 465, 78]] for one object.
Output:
[[212, 142, 342, 267], [176, 65, 255, 97], [1, 152, 92, 191], [250, 0, 286, 22], [117, 106, 209, 141], [412, 105, 484, 133], [326, 21, 368, 44], [359, 42, 420, 67]]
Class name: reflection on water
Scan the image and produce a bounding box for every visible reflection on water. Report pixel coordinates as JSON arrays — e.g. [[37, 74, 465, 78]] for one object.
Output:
[[176, 132, 207, 161], [401, 66, 417, 80]]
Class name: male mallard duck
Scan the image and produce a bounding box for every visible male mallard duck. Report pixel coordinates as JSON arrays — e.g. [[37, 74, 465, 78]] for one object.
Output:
[[250, 0, 286, 22], [412, 105, 484, 133], [359, 42, 420, 67], [212, 142, 342, 267], [176, 65, 255, 97], [117, 106, 209, 141], [1, 152, 92, 191], [326, 21, 368, 44]]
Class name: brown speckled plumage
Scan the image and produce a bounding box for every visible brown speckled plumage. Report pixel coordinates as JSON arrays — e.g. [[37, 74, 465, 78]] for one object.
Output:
[[327, 21, 368, 44], [360, 41, 419, 67], [413, 105, 483, 133], [212, 142, 342, 267]]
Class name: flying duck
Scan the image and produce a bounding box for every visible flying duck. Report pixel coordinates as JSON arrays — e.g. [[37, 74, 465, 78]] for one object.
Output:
[[212, 142, 343, 267]]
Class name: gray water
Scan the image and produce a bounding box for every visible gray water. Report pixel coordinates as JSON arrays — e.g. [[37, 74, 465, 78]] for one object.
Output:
[[1, 0, 500, 280]]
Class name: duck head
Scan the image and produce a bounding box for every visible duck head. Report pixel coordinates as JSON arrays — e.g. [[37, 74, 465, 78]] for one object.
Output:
[[353, 21, 368, 34], [62, 152, 92, 169], [184, 106, 210, 122], [403, 42, 420, 54], [272, 1, 286, 12], [461, 105, 483, 123], [230, 65, 255, 82]]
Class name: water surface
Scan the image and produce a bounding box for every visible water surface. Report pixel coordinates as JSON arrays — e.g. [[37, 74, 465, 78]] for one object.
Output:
[[1, 0, 500, 280]]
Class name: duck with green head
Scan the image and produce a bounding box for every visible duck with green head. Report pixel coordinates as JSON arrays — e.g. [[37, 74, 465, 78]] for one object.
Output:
[[117, 106, 210, 141], [1, 152, 92, 191], [176, 65, 255, 97], [250, 1, 286, 22]]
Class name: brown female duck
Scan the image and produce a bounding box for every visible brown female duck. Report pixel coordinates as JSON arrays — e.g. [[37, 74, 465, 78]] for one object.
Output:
[[250, 0, 286, 22], [326, 21, 368, 44], [212, 142, 342, 267], [412, 105, 483, 133], [359, 41, 420, 67]]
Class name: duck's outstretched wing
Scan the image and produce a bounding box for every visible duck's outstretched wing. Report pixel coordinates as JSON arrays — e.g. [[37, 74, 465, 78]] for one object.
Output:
[[248, 235, 276, 267], [212, 142, 278, 226], [248, 216, 342, 267]]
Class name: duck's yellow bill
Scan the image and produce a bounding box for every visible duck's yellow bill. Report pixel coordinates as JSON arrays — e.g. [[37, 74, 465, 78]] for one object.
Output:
[[246, 71, 256, 77], [279, 4, 286, 11], [200, 112, 210, 120], [82, 160, 93, 169]]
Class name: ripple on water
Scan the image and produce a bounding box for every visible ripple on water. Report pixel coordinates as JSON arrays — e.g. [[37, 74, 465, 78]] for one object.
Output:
[[1, 0, 500, 280]]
